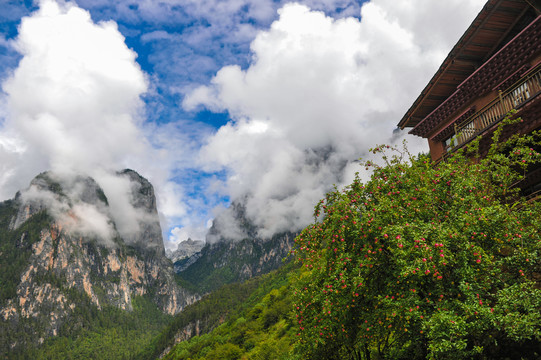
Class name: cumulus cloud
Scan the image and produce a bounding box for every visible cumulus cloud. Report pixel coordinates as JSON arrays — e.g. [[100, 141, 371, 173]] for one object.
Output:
[[139, 119, 217, 247], [0, 0, 176, 246], [0, 0, 217, 250], [1, 0, 147, 189], [185, 0, 486, 240], [3, 0, 146, 177], [73, 0, 364, 104]]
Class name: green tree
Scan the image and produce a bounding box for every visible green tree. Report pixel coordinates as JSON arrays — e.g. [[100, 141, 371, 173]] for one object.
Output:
[[292, 121, 541, 359]]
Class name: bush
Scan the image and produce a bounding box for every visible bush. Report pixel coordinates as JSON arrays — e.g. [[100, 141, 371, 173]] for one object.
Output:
[[292, 121, 541, 359]]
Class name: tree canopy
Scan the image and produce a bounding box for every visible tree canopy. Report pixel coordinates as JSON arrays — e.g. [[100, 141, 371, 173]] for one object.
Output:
[[292, 120, 541, 359]]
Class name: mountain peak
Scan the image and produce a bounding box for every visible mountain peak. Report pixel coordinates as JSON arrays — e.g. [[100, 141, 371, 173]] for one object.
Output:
[[0, 170, 197, 351]]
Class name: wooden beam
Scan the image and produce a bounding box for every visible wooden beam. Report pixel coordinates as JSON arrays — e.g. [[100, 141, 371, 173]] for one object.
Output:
[[483, 4, 530, 61], [523, 0, 541, 14]]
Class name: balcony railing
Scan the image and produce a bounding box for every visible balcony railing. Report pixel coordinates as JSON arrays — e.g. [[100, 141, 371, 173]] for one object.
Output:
[[447, 65, 541, 149]]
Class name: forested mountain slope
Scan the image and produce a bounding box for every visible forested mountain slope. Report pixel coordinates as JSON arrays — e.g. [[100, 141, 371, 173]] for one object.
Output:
[[0, 170, 196, 358], [140, 262, 299, 360]]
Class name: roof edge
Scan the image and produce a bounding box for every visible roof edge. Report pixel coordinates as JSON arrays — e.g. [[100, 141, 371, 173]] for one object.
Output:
[[397, 0, 497, 130]]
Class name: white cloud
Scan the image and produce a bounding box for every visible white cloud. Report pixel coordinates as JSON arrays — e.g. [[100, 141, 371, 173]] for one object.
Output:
[[17, 175, 117, 246], [169, 223, 208, 247], [74, 0, 364, 99], [0, 0, 187, 247], [137, 119, 217, 246], [0, 0, 488, 247], [90, 171, 143, 238], [67, 203, 116, 242], [185, 0, 486, 239], [1, 0, 148, 186]]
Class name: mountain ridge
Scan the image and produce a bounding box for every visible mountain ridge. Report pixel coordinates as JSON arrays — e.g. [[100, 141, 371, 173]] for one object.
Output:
[[175, 201, 295, 294], [0, 170, 196, 353]]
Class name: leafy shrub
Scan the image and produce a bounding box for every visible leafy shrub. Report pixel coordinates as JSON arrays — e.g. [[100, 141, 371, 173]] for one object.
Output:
[[292, 121, 541, 359]]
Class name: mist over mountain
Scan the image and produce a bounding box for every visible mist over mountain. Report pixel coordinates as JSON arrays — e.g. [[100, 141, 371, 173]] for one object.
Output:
[[173, 201, 295, 295], [0, 170, 196, 353]]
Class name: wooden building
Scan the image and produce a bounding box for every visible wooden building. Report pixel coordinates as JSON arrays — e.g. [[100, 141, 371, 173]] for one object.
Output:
[[398, 0, 541, 165]]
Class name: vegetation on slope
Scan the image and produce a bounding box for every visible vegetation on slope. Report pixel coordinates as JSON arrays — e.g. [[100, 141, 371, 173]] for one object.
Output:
[[176, 234, 293, 294], [0, 203, 50, 305], [6, 296, 171, 360], [140, 262, 298, 360]]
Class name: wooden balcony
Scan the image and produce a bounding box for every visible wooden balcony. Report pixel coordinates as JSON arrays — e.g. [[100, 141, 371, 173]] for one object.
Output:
[[447, 65, 541, 150]]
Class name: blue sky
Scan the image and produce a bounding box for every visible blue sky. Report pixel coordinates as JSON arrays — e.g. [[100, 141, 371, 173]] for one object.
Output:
[[0, 0, 486, 249]]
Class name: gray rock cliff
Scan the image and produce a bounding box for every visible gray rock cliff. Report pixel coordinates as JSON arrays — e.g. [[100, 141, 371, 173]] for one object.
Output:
[[0, 170, 197, 350]]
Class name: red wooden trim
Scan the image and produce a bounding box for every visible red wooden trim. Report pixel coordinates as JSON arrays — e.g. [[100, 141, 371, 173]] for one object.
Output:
[[431, 107, 476, 142], [410, 15, 541, 138], [492, 64, 530, 91]]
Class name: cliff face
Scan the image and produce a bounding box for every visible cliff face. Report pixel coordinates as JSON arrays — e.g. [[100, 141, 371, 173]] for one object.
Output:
[[117, 169, 166, 258], [0, 170, 196, 350]]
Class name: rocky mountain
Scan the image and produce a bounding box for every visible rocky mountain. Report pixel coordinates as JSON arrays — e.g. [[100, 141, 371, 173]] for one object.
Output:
[[175, 202, 295, 293], [0, 170, 196, 353], [166, 238, 205, 272]]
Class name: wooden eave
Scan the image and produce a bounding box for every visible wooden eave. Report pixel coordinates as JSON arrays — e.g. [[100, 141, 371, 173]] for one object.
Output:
[[397, 0, 531, 131]]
